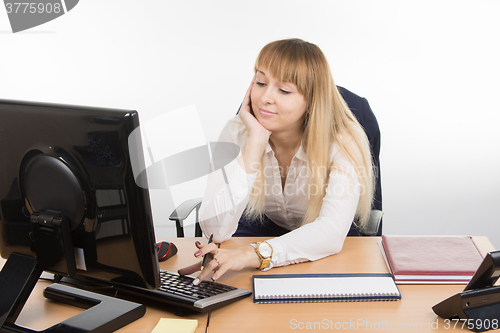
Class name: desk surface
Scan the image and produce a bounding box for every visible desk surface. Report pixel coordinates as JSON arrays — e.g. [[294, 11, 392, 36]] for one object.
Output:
[[1, 236, 496, 333]]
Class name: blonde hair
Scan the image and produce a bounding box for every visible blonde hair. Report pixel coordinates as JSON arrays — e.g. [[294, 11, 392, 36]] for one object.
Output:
[[245, 38, 374, 228]]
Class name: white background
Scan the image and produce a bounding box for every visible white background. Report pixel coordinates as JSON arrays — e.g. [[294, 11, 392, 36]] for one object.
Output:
[[1, 0, 499, 248]]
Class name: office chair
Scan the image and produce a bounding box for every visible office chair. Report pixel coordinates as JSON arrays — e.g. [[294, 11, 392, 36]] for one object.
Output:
[[169, 86, 383, 237], [338, 86, 383, 236]]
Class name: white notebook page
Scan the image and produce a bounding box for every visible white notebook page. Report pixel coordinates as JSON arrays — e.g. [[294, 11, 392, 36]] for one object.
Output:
[[254, 275, 399, 298]]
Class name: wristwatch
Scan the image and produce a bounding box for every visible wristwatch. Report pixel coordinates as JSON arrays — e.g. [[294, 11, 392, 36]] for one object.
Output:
[[250, 242, 273, 271]]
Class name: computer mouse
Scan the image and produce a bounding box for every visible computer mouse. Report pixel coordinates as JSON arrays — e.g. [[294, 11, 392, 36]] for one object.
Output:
[[156, 241, 178, 262]]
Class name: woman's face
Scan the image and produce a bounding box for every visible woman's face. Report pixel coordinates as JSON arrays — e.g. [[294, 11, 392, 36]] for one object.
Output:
[[251, 69, 308, 134]]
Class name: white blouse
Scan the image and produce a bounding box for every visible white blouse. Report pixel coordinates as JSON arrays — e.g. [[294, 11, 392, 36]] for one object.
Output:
[[199, 116, 361, 269]]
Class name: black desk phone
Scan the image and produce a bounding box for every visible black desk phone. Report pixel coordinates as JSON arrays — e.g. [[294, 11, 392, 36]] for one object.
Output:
[[433, 250, 500, 332]]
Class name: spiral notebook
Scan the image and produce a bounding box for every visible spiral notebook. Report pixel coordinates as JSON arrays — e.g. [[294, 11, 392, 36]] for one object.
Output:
[[252, 273, 401, 303]]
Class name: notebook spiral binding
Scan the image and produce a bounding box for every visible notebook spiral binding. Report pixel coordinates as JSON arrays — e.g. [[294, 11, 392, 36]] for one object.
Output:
[[255, 292, 400, 303]]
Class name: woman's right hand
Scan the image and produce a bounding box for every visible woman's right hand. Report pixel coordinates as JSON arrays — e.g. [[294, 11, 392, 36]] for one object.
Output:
[[178, 241, 261, 285], [238, 76, 271, 174], [239, 76, 271, 143]]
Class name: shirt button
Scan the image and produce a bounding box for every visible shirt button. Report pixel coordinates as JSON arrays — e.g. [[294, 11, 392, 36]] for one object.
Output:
[[230, 210, 235, 215]]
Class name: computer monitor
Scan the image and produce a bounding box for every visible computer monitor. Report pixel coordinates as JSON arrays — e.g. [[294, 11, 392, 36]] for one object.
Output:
[[0, 99, 160, 332]]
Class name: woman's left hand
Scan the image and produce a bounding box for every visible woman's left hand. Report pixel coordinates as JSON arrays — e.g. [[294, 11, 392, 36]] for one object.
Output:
[[178, 241, 261, 284]]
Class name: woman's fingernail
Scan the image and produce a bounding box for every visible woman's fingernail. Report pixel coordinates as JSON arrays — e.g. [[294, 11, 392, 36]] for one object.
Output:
[[212, 275, 218, 281], [195, 241, 201, 246], [194, 251, 202, 257], [193, 278, 200, 285]]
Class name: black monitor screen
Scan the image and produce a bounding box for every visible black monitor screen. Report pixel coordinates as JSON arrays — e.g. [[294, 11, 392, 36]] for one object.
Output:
[[0, 99, 160, 290]]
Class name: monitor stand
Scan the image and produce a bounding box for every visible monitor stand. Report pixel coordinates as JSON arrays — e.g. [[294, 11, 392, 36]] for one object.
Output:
[[0, 252, 146, 333]]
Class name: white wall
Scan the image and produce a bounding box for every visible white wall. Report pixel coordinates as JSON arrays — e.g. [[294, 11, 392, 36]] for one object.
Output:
[[1, 0, 499, 248]]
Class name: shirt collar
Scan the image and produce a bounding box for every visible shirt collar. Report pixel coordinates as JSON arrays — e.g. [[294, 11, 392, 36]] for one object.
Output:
[[265, 142, 273, 155], [264, 141, 307, 161], [295, 144, 307, 161]]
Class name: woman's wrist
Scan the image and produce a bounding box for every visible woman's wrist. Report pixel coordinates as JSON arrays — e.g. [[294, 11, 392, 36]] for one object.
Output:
[[239, 135, 267, 174], [245, 244, 263, 269], [248, 127, 270, 143]]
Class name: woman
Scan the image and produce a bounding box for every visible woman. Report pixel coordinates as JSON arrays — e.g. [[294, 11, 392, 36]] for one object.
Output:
[[179, 38, 374, 285]]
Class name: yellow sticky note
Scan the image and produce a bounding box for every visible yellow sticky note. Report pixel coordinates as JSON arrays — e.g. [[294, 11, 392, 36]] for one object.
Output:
[[151, 318, 198, 333]]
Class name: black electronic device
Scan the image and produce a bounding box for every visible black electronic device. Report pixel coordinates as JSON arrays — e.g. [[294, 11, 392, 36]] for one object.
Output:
[[156, 241, 177, 262], [0, 99, 251, 333], [433, 250, 500, 332], [0, 99, 159, 333]]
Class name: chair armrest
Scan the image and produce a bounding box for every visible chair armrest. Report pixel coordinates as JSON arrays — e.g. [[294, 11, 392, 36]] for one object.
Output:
[[169, 199, 202, 237], [169, 198, 203, 221], [359, 209, 384, 236]]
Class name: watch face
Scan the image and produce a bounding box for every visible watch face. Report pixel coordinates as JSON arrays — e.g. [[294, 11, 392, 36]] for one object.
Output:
[[258, 242, 272, 257]]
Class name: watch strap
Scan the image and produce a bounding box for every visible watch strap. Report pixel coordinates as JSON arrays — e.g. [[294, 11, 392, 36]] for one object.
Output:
[[251, 242, 273, 271]]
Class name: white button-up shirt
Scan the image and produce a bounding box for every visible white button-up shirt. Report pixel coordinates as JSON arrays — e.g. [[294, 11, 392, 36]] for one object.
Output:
[[199, 116, 360, 268]]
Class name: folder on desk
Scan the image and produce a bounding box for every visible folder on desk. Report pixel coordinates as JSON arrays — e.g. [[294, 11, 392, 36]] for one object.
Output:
[[380, 235, 484, 284], [252, 273, 401, 303]]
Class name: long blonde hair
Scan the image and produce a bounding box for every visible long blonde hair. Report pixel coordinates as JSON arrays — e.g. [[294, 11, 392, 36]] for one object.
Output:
[[245, 38, 374, 228]]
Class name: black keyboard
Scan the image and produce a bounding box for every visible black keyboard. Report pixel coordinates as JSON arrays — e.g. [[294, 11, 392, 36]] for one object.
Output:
[[159, 270, 235, 299], [113, 270, 252, 312]]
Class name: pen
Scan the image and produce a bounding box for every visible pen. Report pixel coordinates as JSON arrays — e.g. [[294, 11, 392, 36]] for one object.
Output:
[[205, 310, 211, 333], [200, 234, 213, 271]]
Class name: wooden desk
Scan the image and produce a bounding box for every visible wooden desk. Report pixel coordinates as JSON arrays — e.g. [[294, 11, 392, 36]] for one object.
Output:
[[1, 236, 496, 332]]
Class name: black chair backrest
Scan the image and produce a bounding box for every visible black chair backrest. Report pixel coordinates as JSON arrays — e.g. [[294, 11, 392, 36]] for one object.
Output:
[[338, 86, 382, 236]]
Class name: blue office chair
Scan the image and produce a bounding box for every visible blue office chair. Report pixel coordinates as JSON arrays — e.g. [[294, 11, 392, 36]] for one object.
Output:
[[169, 86, 383, 237]]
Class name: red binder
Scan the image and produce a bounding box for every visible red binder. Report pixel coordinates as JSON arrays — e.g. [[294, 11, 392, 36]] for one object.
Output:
[[381, 235, 484, 284]]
